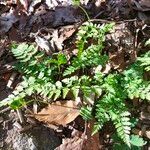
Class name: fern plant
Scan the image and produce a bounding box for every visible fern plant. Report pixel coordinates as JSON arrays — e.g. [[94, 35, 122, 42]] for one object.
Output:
[[63, 22, 114, 76], [93, 74, 131, 146], [0, 22, 150, 148], [0, 43, 68, 107]]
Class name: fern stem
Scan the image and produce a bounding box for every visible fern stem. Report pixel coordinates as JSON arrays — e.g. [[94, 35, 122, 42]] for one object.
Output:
[[79, 5, 90, 21]]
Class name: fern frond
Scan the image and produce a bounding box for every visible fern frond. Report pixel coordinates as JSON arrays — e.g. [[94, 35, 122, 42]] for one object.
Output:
[[63, 23, 113, 76], [80, 106, 93, 121], [137, 51, 150, 71], [12, 43, 38, 62], [140, 83, 150, 100], [110, 111, 131, 147], [123, 62, 150, 100]]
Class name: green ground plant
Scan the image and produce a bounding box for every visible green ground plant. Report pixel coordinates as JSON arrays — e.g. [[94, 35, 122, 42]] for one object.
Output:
[[0, 22, 149, 148]]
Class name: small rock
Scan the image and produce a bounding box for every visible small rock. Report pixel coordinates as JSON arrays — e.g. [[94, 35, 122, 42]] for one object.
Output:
[[5, 125, 61, 150]]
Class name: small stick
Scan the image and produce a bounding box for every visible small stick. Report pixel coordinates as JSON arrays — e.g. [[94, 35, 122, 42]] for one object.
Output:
[[89, 18, 137, 23], [33, 101, 38, 114], [16, 109, 25, 124], [7, 72, 18, 89]]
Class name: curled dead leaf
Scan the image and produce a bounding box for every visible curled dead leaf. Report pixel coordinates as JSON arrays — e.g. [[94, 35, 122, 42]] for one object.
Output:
[[34, 100, 80, 126]]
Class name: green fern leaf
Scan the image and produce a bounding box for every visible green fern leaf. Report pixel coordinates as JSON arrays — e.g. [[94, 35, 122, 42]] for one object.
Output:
[[80, 106, 93, 121], [72, 86, 80, 99], [112, 111, 131, 147], [62, 88, 70, 99], [130, 135, 147, 147]]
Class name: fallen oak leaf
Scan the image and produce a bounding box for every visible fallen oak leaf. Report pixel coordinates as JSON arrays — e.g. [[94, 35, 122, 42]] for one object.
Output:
[[34, 100, 80, 126]]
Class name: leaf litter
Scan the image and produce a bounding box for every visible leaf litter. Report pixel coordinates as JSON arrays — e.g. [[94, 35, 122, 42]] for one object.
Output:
[[0, 0, 150, 149]]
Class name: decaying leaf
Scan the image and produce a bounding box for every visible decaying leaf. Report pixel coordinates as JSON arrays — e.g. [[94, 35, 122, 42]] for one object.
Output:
[[34, 100, 80, 126], [55, 121, 100, 150], [33, 25, 77, 53], [58, 25, 78, 42], [95, 0, 105, 7], [45, 0, 73, 9], [55, 136, 85, 150]]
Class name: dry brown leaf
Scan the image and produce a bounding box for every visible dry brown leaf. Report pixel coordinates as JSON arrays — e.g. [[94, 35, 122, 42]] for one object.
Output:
[[55, 121, 100, 150], [55, 136, 85, 150], [35, 100, 80, 126], [59, 25, 77, 42]]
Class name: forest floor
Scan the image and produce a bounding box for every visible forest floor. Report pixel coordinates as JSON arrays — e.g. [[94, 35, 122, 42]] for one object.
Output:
[[0, 0, 150, 150]]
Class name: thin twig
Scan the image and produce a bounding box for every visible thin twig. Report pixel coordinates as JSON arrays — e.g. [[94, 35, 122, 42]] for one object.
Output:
[[33, 101, 38, 114], [7, 72, 18, 89], [79, 5, 90, 21], [16, 109, 25, 124], [89, 18, 137, 23]]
